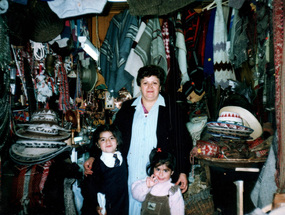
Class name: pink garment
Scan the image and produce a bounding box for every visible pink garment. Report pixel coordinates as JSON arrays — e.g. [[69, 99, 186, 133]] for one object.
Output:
[[132, 178, 184, 215]]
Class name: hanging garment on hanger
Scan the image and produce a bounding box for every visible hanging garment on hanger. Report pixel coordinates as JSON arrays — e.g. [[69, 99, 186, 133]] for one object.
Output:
[[162, 19, 171, 72], [182, 8, 205, 98], [228, 8, 249, 69], [175, 12, 189, 85], [213, 0, 236, 88], [125, 21, 146, 97], [202, 0, 229, 11], [100, 9, 139, 97], [164, 18, 183, 98], [134, 17, 167, 75], [203, 8, 216, 84]]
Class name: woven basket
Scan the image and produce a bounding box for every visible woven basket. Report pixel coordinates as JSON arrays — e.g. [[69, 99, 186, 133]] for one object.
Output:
[[185, 187, 215, 215]]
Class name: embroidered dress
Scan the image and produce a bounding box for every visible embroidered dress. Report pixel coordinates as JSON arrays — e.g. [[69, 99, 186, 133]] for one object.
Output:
[[127, 95, 165, 215]]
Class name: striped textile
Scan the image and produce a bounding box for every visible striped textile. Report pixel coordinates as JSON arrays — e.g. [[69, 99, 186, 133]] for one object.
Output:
[[134, 18, 168, 75], [213, 0, 236, 88]]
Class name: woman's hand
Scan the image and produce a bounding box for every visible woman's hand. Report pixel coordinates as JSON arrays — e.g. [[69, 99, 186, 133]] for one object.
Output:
[[146, 174, 159, 188], [84, 157, 95, 176], [175, 173, 188, 193]]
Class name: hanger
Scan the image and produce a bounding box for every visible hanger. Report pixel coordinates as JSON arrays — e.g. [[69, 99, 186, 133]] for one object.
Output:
[[202, 0, 229, 12]]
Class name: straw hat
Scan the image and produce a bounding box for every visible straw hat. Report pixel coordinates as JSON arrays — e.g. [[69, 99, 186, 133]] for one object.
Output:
[[16, 109, 70, 141], [9, 140, 71, 165], [11, 109, 72, 165], [219, 106, 262, 140]]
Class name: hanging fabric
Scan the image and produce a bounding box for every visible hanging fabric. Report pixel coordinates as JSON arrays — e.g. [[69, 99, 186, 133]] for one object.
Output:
[[203, 8, 216, 84], [125, 21, 146, 97], [134, 17, 167, 75], [57, 56, 72, 113], [272, 0, 285, 192], [182, 8, 205, 100], [213, 0, 236, 88], [164, 18, 182, 99], [175, 12, 189, 85], [100, 9, 138, 97]]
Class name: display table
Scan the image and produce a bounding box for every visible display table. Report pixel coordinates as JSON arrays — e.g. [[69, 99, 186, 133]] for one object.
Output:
[[195, 156, 267, 215], [196, 156, 266, 185]]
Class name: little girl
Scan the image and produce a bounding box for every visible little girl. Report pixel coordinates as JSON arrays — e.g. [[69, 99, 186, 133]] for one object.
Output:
[[81, 124, 128, 215], [131, 148, 184, 215]]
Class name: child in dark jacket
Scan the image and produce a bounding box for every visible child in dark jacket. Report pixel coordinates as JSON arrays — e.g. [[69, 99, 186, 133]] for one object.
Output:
[[81, 124, 128, 215]]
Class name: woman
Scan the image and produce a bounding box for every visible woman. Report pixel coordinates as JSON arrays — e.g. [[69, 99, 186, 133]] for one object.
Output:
[[84, 65, 192, 214]]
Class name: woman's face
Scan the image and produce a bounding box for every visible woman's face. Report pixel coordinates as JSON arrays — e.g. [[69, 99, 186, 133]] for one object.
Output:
[[97, 131, 118, 153], [153, 164, 173, 183], [140, 76, 161, 102]]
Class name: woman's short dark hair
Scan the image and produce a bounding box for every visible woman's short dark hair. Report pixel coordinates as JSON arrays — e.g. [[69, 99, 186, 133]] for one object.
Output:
[[146, 148, 176, 176], [93, 124, 123, 150], [136, 65, 166, 87]]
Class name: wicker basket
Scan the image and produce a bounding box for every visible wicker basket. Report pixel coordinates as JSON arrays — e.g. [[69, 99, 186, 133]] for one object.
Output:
[[185, 187, 215, 215]]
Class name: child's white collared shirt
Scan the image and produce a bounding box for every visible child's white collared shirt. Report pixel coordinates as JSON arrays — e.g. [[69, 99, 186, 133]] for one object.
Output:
[[100, 151, 123, 168]]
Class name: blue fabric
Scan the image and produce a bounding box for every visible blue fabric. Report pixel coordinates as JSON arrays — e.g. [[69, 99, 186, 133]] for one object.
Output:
[[203, 8, 216, 84], [127, 95, 165, 215], [100, 9, 138, 97]]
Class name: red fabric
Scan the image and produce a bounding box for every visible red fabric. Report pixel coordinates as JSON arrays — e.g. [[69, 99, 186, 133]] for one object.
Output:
[[162, 19, 171, 72], [273, 0, 284, 190], [183, 8, 201, 62], [4, 161, 52, 214], [197, 10, 211, 66]]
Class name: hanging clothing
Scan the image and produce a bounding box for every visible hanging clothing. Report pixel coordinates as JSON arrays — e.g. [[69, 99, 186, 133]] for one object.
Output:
[[175, 12, 189, 85], [203, 8, 216, 83], [182, 8, 205, 97], [213, 0, 236, 88], [164, 18, 182, 99], [100, 9, 138, 97], [125, 21, 147, 97], [228, 8, 249, 69], [197, 9, 212, 67], [134, 18, 168, 75]]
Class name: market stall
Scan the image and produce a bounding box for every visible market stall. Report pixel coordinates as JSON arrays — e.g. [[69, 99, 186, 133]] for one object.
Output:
[[0, 0, 280, 214]]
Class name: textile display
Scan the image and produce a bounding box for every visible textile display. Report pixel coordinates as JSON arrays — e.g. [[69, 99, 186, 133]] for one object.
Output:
[[134, 18, 168, 76], [125, 21, 146, 97], [100, 9, 138, 97], [213, 0, 236, 87], [1, 161, 53, 214], [175, 12, 189, 85], [203, 8, 216, 84], [164, 18, 183, 99], [272, 0, 285, 191], [228, 8, 249, 69]]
